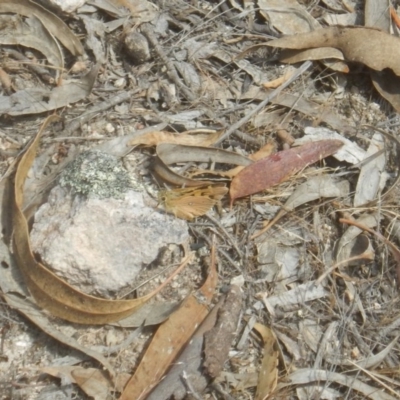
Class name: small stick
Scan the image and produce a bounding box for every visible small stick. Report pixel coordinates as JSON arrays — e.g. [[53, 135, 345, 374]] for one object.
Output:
[[61, 90, 135, 136], [141, 23, 196, 102], [214, 61, 312, 145]]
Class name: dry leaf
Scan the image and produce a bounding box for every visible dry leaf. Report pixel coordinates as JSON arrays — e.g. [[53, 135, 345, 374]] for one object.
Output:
[[147, 284, 240, 399], [278, 369, 397, 400], [354, 133, 386, 207], [364, 1, 400, 112], [0, 0, 84, 56], [279, 48, 349, 73], [153, 143, 252, 187], [252, 175, 350, 238], [159, 184, 228, 220], [253, 323, 279, 400], [267, 26, 400, 76], [230, 140, 343, 203], [11, 117, 192, 324], [365, 0, 390, 31], [128, 129, 224, 147], [120, 243, 218, 400], [42, 366, 114, 400], [223, 142, 276, 178], [262, 67, 296, 89], [258, 0, 320, 34]]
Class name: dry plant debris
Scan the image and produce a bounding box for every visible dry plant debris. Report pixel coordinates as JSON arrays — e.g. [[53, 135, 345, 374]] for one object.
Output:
[[1, 0, 400, 399]]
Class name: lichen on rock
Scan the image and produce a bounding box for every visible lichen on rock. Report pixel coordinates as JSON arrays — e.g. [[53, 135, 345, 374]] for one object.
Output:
[[59, 150, 135, 199]]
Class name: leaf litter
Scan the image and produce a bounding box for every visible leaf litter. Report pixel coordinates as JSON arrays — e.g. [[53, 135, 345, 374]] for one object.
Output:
[[1, 0, 400, 399]]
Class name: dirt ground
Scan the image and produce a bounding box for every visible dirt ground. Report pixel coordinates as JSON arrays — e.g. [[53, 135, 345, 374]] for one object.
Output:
[[1, 0, 400, 399]]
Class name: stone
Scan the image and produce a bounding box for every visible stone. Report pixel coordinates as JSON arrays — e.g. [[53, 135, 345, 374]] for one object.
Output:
[[30, 151, 189, 298]]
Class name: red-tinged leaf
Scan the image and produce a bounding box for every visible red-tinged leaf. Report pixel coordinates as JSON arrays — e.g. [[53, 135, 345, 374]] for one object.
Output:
[[230, 140, 343, 203]]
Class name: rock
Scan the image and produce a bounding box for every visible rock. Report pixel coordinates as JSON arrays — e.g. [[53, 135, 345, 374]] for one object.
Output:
[[124, 31, 151, 65], [30, 151, 189, 298]]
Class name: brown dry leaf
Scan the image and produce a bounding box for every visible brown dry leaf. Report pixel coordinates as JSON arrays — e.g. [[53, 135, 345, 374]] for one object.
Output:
[[0, 0, 84, 56], [223, 142, 276, 178], [279, 48, 349, 73], [0, 177, 114, 374], [120, 243, 218, 400], [230, 140, 343, 204], [128, 129, 224, 147], [42, 366, 114, 400], [153, 143, 252, 187], [12, 117, 193, 324], [159, 184, 228, 220], [253, 323, 279, 400], [267, 26, 400, 76], [147, 284, 242, 399], [364, 1, 400, 112]]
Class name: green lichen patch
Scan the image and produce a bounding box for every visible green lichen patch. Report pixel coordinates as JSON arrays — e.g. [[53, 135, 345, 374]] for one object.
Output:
[[59, 150, 134, 199]]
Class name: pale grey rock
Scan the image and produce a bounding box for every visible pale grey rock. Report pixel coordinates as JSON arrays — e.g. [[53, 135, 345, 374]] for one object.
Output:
[[30, 186, 189, 298]]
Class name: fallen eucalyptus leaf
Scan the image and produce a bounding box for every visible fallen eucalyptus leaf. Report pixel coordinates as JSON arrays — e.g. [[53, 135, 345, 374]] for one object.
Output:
[[129, 129, 224, 147], [252, 175, 350, 239], [0, 0, 84, 56], [295, 127, 366, 164], [12, 117, 192, 324], [230, 140, 343, 203], [154, 143, 252, 187], [120, 243, 218, 400], [267, 26, 400, 76], [278, 369, 397, 400], [41, 366, 114, 400], [147, 285, 239, 400], [253, 323, 279, 400], [258, 0, 320, 34], [354, 132, 387, 207]]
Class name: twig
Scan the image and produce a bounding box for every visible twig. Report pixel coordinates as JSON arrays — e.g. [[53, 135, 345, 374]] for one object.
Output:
[[346, 359, 400, 398], [141, 23, 196, 102], [61, 91, 135, 136], [214, 61, 312, 145], [180, 371, 203, 400], [190, 227, 242, 273], [4, 48, 55, 84], [376, 316, 400, 342], [205, 213, 243, 259]]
